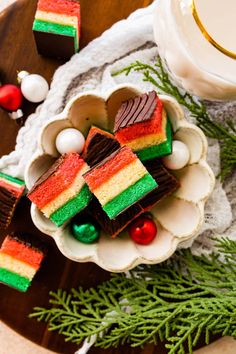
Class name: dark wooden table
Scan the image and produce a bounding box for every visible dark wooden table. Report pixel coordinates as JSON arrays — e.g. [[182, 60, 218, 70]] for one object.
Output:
[[0, 1, 167, 353]]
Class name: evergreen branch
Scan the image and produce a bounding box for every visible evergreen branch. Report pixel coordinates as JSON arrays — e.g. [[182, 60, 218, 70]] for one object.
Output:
[[214, 237, 236, 255], [30, 238, 236, 354], [112, 57, 236, 180]]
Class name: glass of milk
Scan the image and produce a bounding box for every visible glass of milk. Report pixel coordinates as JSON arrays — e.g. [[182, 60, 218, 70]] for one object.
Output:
[[153, 0, 236, 100]]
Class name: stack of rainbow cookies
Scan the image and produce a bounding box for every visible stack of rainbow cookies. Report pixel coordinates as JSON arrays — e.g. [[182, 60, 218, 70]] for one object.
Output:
[[33, 0, 81, 59], [27, 91, 180, 241], [114, 91, 172, 161], [0, 172, 25, 229], [0, 235, 45, 292], [28, 152, 91, 226]]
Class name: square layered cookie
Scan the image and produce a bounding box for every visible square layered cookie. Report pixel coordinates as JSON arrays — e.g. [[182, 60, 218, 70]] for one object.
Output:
[[114, 91, 172, 161], [33, 0, 81, 59], [0, 235, 45, 292], [28, 153, 92, 226], [84, 146, 158, 219]]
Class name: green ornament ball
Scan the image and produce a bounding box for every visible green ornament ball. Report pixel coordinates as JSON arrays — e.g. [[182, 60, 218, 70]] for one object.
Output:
[[71, 221, 100, 244]]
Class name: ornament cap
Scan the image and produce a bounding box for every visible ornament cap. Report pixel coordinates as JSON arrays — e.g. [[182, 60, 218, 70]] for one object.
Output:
[[9, 109, 24, 120], [17, 70, 30, 83]]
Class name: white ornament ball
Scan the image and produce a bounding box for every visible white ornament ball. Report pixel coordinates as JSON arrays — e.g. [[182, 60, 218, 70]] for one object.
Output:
[[56, 128, 85, 155], [163, 140, 190, 170], [20, 73, 49, 103]]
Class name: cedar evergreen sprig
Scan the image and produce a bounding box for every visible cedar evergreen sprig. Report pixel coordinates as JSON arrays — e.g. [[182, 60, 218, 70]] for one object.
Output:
[[30, 238, 236, 354], [112, 57, 236, 180]]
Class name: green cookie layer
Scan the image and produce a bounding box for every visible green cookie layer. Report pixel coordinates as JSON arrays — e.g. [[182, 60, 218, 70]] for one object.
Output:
[[33, 19, 78, 52], [0, 267, 30, 292], [50, 185, 92, 227], [137, 119, 172, 162], [103, 173, 158, 219], [0, 172, 25, 186]]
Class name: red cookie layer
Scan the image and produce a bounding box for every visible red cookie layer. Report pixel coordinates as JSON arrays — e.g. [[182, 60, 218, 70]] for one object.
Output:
[[84, 147, 136, 191], [28, 153, 84, 209], [37, 0, 80, 20], [115, 98, 163, 144], [0, 179, 24, 198], [1, 236, 44, 268]]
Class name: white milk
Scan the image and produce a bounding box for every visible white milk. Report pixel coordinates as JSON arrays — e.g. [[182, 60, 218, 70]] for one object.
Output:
[[153, 0, 236, 100]]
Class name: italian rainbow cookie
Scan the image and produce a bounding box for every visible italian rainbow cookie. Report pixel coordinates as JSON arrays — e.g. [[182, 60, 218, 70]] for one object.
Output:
[[82, 126, 120, 167], [28, 153, 91, 227], [114, 91, 172, 162], [88, 159, 179, 238], [84, 146, 158, 219], [0, 235, 45, 292], [33, 0, 81, 59], [0, 172, 25, 229]]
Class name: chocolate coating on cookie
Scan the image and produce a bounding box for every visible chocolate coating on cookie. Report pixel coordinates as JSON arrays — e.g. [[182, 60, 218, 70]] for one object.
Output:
[[114, 91, 157, 132]]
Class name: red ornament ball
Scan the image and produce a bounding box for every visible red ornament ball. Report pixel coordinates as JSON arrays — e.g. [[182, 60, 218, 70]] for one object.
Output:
[[0, 84, 23, 111], [128, 216, 157, 245]]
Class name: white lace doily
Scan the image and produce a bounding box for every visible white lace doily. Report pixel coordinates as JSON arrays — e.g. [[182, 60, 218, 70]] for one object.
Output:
[[0, 1, 234, 255]]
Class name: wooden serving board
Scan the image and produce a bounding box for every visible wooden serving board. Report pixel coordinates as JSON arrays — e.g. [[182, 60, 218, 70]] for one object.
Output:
[[0, 1, 168, 353]]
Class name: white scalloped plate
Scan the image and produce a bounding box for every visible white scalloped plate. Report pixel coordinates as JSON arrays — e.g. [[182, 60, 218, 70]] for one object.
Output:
[[25, 84, 215, 272]]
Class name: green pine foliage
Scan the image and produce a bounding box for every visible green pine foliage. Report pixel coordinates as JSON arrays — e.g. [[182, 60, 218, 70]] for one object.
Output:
[[112, 57, 236, 180], [30, 238, 236, 354]]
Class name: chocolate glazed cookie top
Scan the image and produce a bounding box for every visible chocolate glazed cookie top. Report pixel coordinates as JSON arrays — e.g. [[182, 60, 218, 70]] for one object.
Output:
[[83, 132, 120, 168], [114, 91, 157, 132]]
